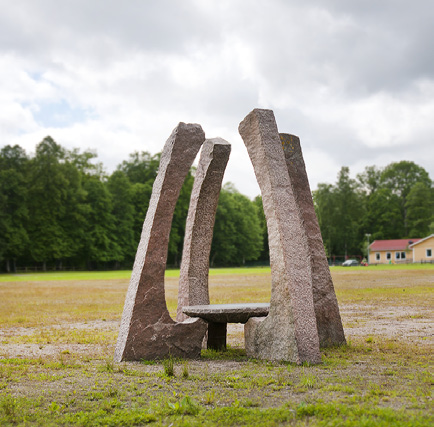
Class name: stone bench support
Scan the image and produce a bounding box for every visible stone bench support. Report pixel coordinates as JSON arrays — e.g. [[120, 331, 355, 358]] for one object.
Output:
[[182, 303, 269, 350]]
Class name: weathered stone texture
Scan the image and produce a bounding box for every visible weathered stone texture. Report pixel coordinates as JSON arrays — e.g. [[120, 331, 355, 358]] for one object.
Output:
[[177, 138, 231, 322], [182, 303, 270, 323], [114, 123, 207, 362], [239, 109, 321, 364], [280, 133, 346, 347]]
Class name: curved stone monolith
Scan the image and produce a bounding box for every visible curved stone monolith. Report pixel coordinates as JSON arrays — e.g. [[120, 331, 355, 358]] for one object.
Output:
[[176, 138, 231, 322], [239, 108, 321, 364], [280, 133, 346, 347], [114, 123, 208, 362]]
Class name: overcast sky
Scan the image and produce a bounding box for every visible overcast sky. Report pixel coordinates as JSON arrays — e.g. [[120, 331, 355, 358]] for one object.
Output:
[[1, 0, 433, 198]]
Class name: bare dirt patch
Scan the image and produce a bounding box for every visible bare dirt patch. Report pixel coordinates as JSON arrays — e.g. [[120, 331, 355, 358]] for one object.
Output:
[[1, 267, 433, 359], [1, 268, 432, 426], [340, 305, 433, 343]]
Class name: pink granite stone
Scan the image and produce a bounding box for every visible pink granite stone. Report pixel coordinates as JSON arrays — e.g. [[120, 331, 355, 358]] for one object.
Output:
[[114, 123, 208, 362], [177, 138, 231, 322], [280, 133, 346, 347], [239, 109, 321, 364]]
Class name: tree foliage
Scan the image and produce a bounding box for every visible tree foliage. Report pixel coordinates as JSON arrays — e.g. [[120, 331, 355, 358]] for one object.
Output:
[[405, 182, 434, 237], [380, 161, 432, 235], [0, 138, 432, 271], [314, 161, 433, 260], [0, 145, 29, 271], [211, 184, 262, 266]]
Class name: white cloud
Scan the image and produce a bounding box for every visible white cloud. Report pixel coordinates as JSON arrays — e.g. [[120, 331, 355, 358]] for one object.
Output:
[[1, 0, 433, 198]]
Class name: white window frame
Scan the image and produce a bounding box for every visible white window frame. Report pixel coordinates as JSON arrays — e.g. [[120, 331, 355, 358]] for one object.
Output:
[[395, 252, 401, 260], [375, 253, 380, 261], [401, 252, 406, 259], [386, 252, 391, 260], [427, 248, 432, 258]]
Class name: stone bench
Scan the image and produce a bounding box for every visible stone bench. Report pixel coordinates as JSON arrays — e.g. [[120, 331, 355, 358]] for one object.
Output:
[[182, 303, 270, 350]]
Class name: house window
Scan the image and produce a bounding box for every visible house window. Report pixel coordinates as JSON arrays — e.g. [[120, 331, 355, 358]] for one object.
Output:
[[395, 252, 401, 260], [375, 253, 380, 261], [386, 252, 391, 260], [427, 249, 432, 258], [401, 252, 406, 259]]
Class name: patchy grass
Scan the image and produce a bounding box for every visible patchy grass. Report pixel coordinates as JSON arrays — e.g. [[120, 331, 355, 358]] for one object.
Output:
[[0, 338, 431, 426], [332, 263, 434, 271], [1, 262, 430, 282], [0, 267, 272, 283], [0, 270, 134, 282], [0, 267, 433, 426]]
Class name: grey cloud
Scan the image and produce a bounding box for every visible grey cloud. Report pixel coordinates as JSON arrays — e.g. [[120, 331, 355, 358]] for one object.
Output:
[[229, 0, 434, 98], [0, 0, 221, 58], [1, 0, 433, 197]]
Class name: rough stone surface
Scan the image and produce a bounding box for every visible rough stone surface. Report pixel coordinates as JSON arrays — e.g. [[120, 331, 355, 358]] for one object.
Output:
[[176, 138, 231, 322], [114, 123, 208, 362], [182, 303, 270, 323], [280, 133, 346, 347], [239, 109, 321, 364]]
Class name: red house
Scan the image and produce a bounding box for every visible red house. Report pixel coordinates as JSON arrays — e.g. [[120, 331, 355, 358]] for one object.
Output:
[[368, 238, 421, 264]]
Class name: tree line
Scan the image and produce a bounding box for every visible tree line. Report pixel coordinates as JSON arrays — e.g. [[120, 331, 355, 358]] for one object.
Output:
[[0, 137, 263, 272], [313, 163, 433, 260], [1, 136, 432, 272]]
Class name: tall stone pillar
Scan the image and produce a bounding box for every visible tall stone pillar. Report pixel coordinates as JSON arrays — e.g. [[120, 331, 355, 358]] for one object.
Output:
[[280, 133, 346, 347], [114, 123, 208, 362], [239, 109, 321, 364], [177, 138, 231, 322]]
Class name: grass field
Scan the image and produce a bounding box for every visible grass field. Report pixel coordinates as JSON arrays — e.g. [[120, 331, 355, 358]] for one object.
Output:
[[0, 265, 433, 426], [0, 263, 431, 283]]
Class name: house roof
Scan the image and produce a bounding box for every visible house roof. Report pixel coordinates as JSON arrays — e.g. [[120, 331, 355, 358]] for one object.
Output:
[[409, 234, 434, 248], [369, 238, 421, 251]]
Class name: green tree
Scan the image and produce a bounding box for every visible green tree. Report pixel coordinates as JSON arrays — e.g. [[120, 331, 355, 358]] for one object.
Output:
[[117, 151, 160, 184], [168, 171, 195, 266], [211, 184, 262, 266], [0, 145, 29, 271], [66, 148, 102, 176], [130, 181, 153, 246], [314, 167, 364, 259], [363, 188, 403, 240], [405, 182, 434, 237], [357, 165, 383, 196], [380, 161, 432, 235], [253, 195, 269, 262], [335, 167, 365, 256], [27, 137, 88, 270], [106, 170, 136, 266], [82, 177, 122, 268], [60, 161, 88, 266], [27, 137, 69, 270], [313, 183, 337, 260]]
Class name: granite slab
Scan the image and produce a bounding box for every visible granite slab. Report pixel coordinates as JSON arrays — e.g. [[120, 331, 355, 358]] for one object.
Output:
[[182, 303, 270, 324]]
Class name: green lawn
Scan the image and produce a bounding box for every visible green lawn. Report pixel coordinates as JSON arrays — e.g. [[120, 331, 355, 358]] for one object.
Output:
[[0, 267, 432, 426], [0, 263, 432, 282], [0, 267, 270, 282]]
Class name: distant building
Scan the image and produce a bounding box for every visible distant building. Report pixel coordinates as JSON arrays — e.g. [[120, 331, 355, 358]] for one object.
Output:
[[368, 238, 421, 264], [409, 234, 434, 263]]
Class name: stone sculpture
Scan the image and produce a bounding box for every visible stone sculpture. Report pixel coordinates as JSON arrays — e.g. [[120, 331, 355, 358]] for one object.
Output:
[[114, 123, 208, 362], [176, 138, 231, 322], [280, 133, 346, 347], [115, 111, 344, 364], [239, 109, 322, 364]]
